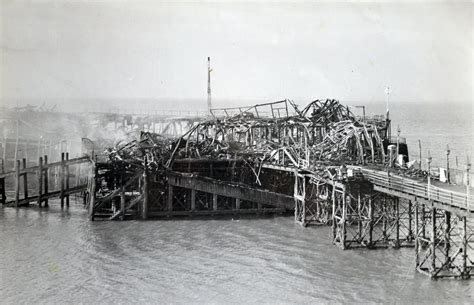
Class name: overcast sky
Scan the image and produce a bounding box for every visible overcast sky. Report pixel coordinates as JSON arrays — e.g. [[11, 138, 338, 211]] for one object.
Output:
[[1, 0, 472, 105]]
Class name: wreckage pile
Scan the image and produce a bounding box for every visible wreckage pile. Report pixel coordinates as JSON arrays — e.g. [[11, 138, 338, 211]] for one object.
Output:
[[103, 99, 427, 183]]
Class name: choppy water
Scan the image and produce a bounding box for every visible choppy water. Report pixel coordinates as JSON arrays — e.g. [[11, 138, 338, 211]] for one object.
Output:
[[1, 202, 473, 304]]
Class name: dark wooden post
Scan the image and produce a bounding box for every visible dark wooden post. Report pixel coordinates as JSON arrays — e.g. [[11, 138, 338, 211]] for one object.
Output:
[[22, 158, 28, 202], [407, 200, 414, 242], [191, 189, 196, 212], [89, 162, 97, 220], [167, 185, 173, 216], [44, 155, 49, 207], [0, 178, 5, 205], [66, 152, 70, 207], [120, 182, 125, 221], [213, 193, 218, 211], [142, 156, 148, 220], [444, 211, 451, 266], [431, 208, 437, 276], [60, 152, 65, 207], [38, 157, 43, 207], [15, 160, 20, 207]]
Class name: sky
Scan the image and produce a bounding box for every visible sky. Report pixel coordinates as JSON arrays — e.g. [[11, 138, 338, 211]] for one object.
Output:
[[0, 0, 472, 107]]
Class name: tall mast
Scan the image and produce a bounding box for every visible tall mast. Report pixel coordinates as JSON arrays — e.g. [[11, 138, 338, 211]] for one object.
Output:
[[207, 57, 212, 114]]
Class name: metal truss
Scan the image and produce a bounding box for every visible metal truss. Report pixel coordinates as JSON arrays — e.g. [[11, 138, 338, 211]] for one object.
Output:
[[331, 183, 415, 249], [415, 204, 473, 279], [294, 173, 332, 226]]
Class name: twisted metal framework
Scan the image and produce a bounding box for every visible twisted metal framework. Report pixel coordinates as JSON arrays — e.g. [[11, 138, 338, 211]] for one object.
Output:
[[415, 204, 473, 279]]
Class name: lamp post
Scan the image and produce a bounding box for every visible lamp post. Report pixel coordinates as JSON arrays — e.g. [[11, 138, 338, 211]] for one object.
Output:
[[427, 152, 432, 201], [446, 144, 450, 184], [396, 125, 401, 161], [467, 157, 471, 207]]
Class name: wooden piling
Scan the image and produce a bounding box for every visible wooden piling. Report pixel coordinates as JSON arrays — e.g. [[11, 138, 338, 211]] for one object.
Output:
[[66, 152, 70, 207], [142, 156, 148, 220], [13, 120, 19, 171], [38, 157, 43, 207], [167, 185, 173, 215], [0, 178, 5, 205], [60, 152, 65, 207], [190, 189, 196, 211], [22, 158, 28, 202], [15, 160, 20, 207], [431, 208, 437, 275], [89, 162, 97, 220], [120, 182, 125, 221], [213, 193, 218, 211], [44, 155, 49, 207]]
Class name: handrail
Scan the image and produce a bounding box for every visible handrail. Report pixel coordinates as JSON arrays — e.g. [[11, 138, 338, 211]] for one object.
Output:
[[357, 167, 473, 210]]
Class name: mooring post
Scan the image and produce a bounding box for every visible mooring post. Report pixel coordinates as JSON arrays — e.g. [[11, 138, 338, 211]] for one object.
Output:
[[15, 160, 20, 207], [22, 158, 28, 202], [38, 157, 43, 208], [142, 156, 149, 220], [44, 155, 49, 207], [60, 152, 65, 208], [235, 198, 241, 210], [66, 152, 70, 207]]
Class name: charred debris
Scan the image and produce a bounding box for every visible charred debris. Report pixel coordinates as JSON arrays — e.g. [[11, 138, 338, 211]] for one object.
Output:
[[88, 99, 419, 220]]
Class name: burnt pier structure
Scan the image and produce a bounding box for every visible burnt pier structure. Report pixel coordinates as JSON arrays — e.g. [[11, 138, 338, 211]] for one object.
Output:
[[1, 99, 473, 280]]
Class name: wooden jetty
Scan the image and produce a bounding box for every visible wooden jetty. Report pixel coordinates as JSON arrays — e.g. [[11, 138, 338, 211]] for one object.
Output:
[[0, 154, 91, 207]]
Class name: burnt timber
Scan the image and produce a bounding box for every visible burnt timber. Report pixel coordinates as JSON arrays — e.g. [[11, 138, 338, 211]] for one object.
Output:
[[1, 99, 473, 280]]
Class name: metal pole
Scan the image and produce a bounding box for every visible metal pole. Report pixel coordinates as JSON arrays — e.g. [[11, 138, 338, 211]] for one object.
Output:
[[446, 144, 450, 183]]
